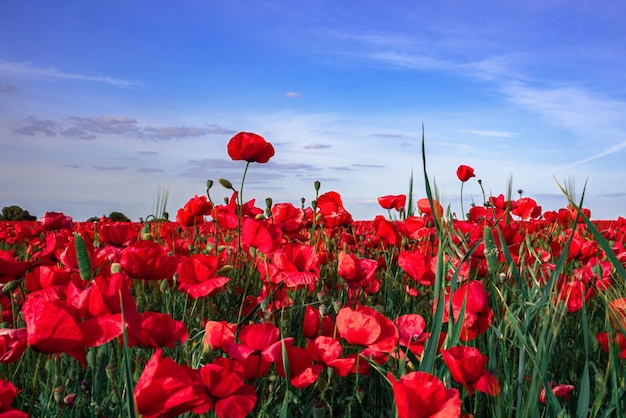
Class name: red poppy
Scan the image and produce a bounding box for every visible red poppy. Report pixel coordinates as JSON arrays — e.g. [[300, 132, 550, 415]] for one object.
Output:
[[259, 243, 319, 288], [134, 349, 210, 418], [387, 371, 461, 418], [203, 321, 236, 353], [0, 250, 30, 284], [595, 331, 626, 359], [176, 195, 214, 226], [22, 290, 88, 364], [378, 194, 407, 211], [271, 203, 306, 236], [442, 346, 500, 395], [127, 311, 188, 349], [337, 251, 380, 293], [67, 272, 142, 338], [373, 215, 401, 245], [0, 328, 27, 363], [227, 131, 275, 163], [393, 314, 429, 359], [316, 191, 353, 229], [25, 264, 74, 293], [227, 322, 280, 380], [306, 336, 359, 377], [118, 239, 178, 281], [177, 254, 230, 299], [512, 197, 541, 220], [0, 380, 27, 417], [212, 191, 264, 230], [539, 383, 575, 404], [398, 250, 435, 286], [263, 337, 323, 389], [241, 217, 282, 255], [40, 211, 73, 231], [98, 221, 139, 247], [456, 165, 475, 182], [439, 280, 493, 341], [198, 361, 257, 418], [417, 198, 443, 218], [336, 306, 398, 354]]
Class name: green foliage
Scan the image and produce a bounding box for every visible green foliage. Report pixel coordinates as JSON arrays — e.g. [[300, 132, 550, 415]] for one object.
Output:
[[0, 205, 37, 221], [108, 211, 131, 222]]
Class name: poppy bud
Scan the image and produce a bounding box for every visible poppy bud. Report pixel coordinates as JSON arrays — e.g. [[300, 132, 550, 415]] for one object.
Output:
[[218, 178, 234, 190], [53, 386, 65, 403]]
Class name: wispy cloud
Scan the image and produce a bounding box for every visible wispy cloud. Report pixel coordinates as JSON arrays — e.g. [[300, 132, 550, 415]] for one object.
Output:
[[13, 116, 234, 140], [285, 91, 301, 98], [503, 83, 626, 137], [0, 60, 142, 88], [303, 143, 331, 149], [460, 129, 519, 139], [557, 139, 626, 169]]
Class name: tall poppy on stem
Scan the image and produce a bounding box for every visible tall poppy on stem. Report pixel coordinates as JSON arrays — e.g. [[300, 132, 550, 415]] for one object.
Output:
[[456, 165, 475, 219], [226, 132, 275, 253]]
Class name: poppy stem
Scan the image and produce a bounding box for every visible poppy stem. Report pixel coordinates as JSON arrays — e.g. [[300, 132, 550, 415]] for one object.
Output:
[[237, 162, 251, 253]]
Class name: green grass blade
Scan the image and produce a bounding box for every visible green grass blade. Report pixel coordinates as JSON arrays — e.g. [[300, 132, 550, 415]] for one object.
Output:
[[576, 299, 590, 418], [119, 291, 137, 418]]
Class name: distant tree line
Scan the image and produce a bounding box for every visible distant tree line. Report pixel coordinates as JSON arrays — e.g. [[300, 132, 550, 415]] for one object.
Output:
[[1, 205, 131, 222], [0, 205, 37, 221]]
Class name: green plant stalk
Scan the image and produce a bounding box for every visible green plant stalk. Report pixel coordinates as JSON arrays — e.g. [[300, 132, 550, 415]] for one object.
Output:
[[119, 291, 137, 418]]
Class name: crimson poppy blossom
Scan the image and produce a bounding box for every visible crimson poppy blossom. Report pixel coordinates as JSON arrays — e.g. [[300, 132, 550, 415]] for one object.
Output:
[[263, 337, 324, 389], [271, 203, 306, 236], [336, 306, 398, 354], [198, 361, 257, 418], [442, 346, 500, 395], [337, 251, 380, 293], [0, 328, 27, 363], [456, 165, 475, 182], [118, 239, 178, 281], [398, 250, 435, 286], [241, 217, 282, 255], [22, 291, 87, 364], [203, 321, 236, 353], [227, 322, 280, 380], [306, 336, 359, 377], [417, 198, 443, 218], [134, 349, 210, 418], [438, 280, 493, 341], [373, 215, 401, 246], [0, 380, 27, 417], [98, 222, 139, 247], [176, 254, 230, 299], [316, 191, 353, 229], [127, 311, 188, 349], [40, 211, 73, 231], [227, 131, 275, 163], [393, 314, 429, 359], [539, 383, 575, 404], [595, 331, 626, 359], [0, 250, 30, 284], [378, 194, 407, 211], [258, 243, 319, 288], [388, 371, 461, 418]]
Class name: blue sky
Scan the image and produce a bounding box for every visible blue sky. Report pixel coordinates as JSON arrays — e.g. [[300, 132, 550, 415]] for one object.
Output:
[[1, 1, 625, 221]]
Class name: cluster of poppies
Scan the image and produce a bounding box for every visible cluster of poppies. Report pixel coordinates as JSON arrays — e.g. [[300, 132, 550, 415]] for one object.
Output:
[[0, 131, 625, 417]]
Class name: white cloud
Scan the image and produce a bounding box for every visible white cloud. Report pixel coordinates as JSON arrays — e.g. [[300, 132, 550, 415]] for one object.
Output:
[[0, 60, 142, 88]]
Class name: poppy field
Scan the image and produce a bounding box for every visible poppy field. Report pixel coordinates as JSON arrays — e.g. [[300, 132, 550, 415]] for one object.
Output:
[[0, 132, 625, 417]]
